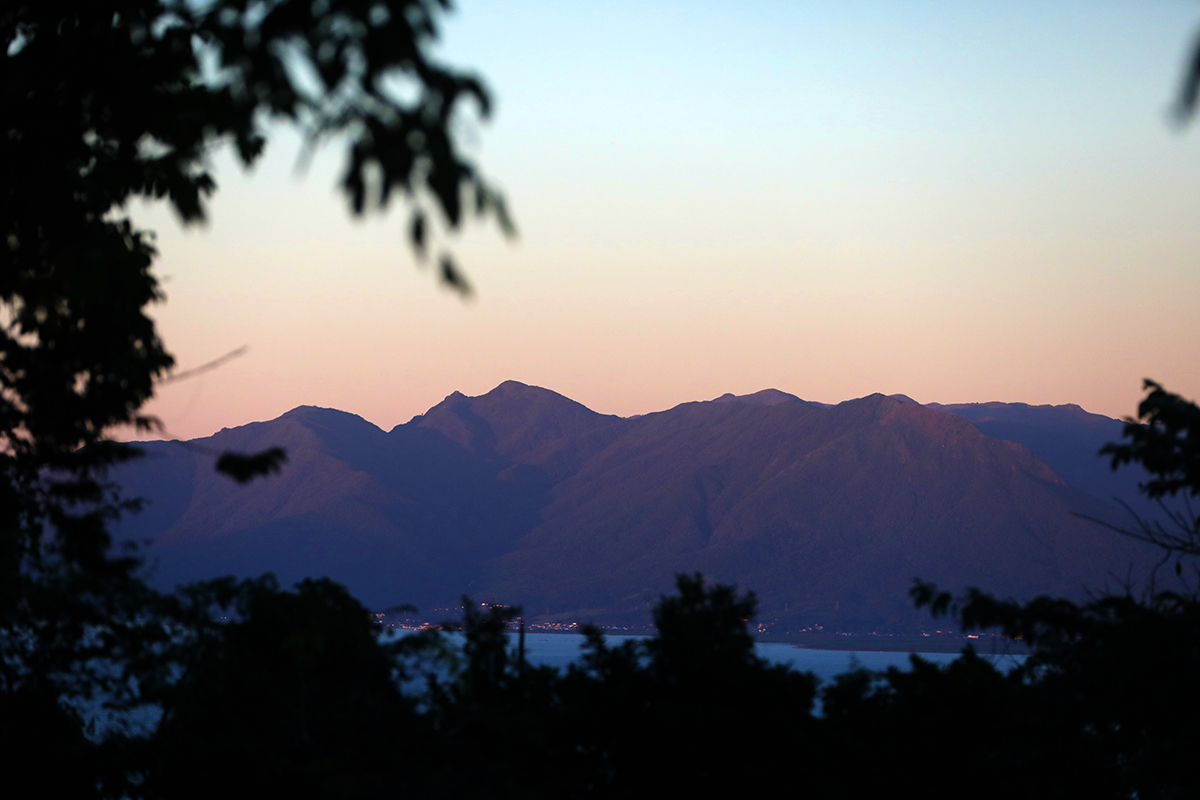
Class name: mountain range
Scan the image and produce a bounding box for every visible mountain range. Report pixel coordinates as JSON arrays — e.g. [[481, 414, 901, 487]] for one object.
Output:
[[111, 382, 1163, 632]]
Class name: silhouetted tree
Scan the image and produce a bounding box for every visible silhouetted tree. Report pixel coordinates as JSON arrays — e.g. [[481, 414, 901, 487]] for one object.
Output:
[[2, 0, 509, 580], [907, 379, 1200, 800], [2, 1, 508, 791], [544, 575, 818, 797], [819, 646, 1116, 799], [141, 577, 435, 800], [418, 601, 580, 799], [1097, 380, 1200, 571]]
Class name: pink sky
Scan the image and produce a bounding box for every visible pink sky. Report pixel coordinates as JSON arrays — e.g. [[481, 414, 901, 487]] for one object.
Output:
[[130, 2, 1200, 440]]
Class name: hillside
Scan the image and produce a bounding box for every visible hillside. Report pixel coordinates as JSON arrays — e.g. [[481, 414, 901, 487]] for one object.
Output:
[[113, 382, 1158, 631]]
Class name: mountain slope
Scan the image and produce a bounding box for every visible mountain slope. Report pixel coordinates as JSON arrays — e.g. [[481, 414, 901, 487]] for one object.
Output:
[[112, 384, 1158, 630], [410, 380, 623, 462], [484, 394, 1144, 629], [929, 401, 1156, 521], [117, 406, 549, 609]]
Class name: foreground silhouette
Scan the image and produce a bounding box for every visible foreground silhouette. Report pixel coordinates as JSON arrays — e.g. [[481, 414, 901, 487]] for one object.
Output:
[[63, 568, 1188, 800], [1, 6, 505, 795]]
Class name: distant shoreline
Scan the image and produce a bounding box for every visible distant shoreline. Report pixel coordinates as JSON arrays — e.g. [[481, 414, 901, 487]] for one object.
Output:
[[778, 633, 1028, 656], [379, 620, 1028, 656]]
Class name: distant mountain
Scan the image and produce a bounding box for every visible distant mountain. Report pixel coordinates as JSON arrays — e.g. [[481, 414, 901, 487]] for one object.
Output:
[[929, 401, 1159, 524], [712, 389, 806, 407], [411, 380, 623, 461], [112, 382, 1159, 631], [483, 394, 1143, 629], [119, 402, 550, 608]]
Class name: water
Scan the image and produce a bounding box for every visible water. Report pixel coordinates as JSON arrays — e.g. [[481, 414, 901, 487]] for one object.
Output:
[[509, 632, 1025, 685], [391, 629, 1026, 685]]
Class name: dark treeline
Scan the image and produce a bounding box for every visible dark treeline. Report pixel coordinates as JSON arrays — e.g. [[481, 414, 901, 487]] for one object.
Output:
[[9, 564, 1200, 799]]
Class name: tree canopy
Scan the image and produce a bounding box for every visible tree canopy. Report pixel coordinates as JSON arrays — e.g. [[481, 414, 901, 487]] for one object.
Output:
[[2, 3, 509, 794], [1, 0, 511, 613]]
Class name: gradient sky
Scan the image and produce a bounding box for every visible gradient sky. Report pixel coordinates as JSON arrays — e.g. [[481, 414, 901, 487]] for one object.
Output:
[[131, 1, 1200, 440]]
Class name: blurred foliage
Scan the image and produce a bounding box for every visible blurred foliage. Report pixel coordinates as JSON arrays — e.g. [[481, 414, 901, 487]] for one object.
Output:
[[1, 0, 509, 602], [106, 566, 1195, 800], [214, 447, 288, 484], [1, 2, 507, 796], [1097, 381, 1200, 561]]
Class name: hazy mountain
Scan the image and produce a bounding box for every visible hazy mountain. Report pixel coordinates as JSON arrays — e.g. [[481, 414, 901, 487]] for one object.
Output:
[[712, 388, 806, 407], [928, 401, 1158, 522], [118, 403, 550, 609], [483, 394, 1145, 629], [411, 380, 623, 461], [112, 382, 1158, 631]]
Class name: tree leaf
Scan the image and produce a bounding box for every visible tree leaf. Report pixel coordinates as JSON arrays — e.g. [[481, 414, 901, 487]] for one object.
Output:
[[214, 447, 288, 484]]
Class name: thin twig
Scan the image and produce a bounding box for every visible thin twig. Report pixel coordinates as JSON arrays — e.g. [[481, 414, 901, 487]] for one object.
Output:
[[156, 347, 248, 386]]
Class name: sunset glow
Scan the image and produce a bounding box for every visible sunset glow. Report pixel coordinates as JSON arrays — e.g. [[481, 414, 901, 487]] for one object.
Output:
[[132, 1, 1200, 439]]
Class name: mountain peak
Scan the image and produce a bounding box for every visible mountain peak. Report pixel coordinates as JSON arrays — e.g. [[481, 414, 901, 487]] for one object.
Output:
[[492, 379, 536, 394], [712, 388, 802, 407], [846, 392, 903, 407], [276, 405, 381, 432], [281, 404, 362, 420], [414, 381, 619, 459]]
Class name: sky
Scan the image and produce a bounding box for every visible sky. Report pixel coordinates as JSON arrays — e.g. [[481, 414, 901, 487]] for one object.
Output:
[[132, 0, 1200, 440]]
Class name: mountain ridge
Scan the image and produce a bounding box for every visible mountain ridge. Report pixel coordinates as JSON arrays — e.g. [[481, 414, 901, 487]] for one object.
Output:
[[112, 383, 1161, 631]]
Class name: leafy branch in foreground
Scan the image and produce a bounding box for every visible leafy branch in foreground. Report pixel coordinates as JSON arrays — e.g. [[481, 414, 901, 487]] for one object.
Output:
[[2, 2, 509, 792], [1094, 380, 1200, 560], [214, 447, 288, 484], [2, 0, 512, 577], [900, 380, 1200, 798], [2, 0, 509, 590]]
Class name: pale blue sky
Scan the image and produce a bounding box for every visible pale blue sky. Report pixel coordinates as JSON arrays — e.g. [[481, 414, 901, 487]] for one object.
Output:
[[135, 1, 1200, 438]]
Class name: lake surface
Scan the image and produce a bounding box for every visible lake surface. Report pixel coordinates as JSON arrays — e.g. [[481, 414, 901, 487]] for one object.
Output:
[[508, 632, 1025, 686]]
